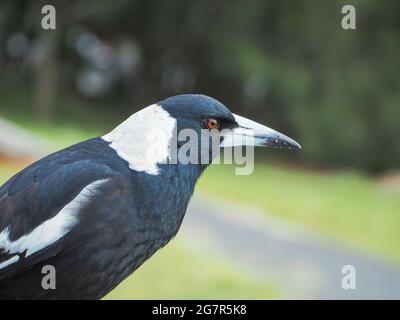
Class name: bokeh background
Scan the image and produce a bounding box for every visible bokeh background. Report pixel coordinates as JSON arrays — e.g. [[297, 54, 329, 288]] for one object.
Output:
[[0, 0, 399, 299]]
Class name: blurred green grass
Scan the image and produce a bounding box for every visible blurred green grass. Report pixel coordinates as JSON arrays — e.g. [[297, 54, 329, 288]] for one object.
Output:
[[104, 243, 279, 300], [197, 163, 400, 261], [0, 84, 112, 149]]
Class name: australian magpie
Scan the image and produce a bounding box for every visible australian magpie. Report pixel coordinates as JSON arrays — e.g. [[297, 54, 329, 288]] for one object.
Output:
[[0, 94, 300, 299]]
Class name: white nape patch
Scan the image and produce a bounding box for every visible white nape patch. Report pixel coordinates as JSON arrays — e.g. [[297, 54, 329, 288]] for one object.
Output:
[[0, 255, 19, 270], [102, 104, 176, 175], [0, 179, 109, 268]]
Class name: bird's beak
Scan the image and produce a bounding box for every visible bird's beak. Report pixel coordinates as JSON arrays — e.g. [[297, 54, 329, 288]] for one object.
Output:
[[221, 114, 302, 149]]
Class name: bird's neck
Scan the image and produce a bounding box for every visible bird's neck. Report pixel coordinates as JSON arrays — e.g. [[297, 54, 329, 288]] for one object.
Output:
[[130, 162, 205, 238]]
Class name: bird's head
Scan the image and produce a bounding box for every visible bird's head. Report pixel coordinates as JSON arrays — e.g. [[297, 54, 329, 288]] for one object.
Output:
[[103, 94, 301, 175]]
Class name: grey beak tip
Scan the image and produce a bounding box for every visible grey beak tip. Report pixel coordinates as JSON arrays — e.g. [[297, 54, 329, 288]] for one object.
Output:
[[262, 135, 302, 150], [289, 141, 302, 150], [294, 141, 302, 150], [280, 134, 302, 150]]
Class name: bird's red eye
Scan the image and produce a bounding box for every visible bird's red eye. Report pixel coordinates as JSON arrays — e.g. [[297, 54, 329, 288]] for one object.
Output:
[[207, 118, 219, 129]]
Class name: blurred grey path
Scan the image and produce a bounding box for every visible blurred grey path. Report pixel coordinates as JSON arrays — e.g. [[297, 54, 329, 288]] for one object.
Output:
[[180, 195, 400, 299], [0, 117, 50, 159]]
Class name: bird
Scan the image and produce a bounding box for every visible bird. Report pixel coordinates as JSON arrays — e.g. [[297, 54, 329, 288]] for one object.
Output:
[[0, 94, 301, 299]]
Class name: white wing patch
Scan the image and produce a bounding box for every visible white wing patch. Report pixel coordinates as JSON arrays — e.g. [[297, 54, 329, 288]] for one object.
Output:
[[0, 179, 109, 269], [102, 104, 176, 175], [0, 255, 19, 270]]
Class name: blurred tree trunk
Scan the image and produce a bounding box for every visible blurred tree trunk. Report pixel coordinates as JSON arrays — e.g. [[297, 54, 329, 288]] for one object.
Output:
[[34, 29, 58, 121], [0, 1, 19, 67]]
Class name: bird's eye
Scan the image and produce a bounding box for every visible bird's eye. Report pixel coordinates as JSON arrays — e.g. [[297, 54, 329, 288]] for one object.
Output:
[[207, 118, 220, 129]]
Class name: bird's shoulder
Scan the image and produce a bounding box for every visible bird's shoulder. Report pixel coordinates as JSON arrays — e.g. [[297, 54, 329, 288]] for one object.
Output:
[[0, 138, 134, 280], [0, 137, 131, 238]]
